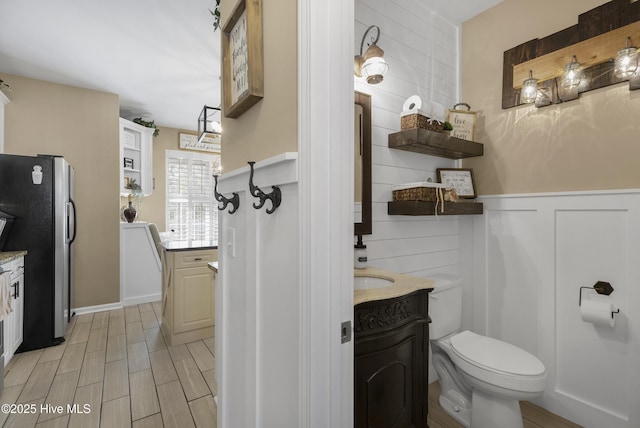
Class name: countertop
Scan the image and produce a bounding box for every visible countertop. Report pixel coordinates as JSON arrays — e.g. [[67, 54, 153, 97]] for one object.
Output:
[[0, 250, 28, 264], [354, 266, 434, 305], [207, 262, 218, 273], [160, 241, 218, 252]]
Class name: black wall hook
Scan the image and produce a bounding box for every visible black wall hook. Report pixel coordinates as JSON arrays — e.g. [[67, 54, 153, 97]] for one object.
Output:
[[213, 175, 240, 214], [248, 161, 281, 214]]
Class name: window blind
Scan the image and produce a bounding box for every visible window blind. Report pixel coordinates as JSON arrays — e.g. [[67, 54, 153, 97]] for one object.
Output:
[[166, 150, 219, 245]]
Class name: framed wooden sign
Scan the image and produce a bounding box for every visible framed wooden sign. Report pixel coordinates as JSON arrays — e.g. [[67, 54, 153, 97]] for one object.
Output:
[[222, 0, 264, 118], [437, 168, 477, 198], [447, 106, 477, 141], [179, 133, 221, 153]]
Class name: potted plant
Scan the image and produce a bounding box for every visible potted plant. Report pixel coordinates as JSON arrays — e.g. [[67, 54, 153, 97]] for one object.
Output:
[[133, 117, 159, 137]]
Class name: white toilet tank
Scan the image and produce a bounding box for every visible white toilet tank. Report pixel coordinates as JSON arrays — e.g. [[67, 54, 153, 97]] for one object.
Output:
[[428, 274, 463, 340]]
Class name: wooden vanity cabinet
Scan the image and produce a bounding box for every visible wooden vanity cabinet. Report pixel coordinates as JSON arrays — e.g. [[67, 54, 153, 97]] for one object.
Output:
[[354, 289, 431, 428]]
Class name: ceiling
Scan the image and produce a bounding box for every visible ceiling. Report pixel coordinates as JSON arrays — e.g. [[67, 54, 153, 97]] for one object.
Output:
[[0, 0, 501, 131]]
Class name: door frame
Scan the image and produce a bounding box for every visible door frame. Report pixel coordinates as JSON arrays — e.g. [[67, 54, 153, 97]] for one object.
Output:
[[297, 0, 355, 426]]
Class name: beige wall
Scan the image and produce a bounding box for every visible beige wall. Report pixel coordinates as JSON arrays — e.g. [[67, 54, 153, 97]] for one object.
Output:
[[3, 74, 120, 308], [462, 0, 640, 195], [219, 0, 297, 171]]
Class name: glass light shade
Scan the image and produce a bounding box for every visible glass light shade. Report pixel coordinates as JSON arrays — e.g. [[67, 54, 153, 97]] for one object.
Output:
[[614, 46, 638, 78], [360, 43, 387, 84], [521, 71, 538, 104], [361, 56, 387, 84], [562, 57, 582, 89]]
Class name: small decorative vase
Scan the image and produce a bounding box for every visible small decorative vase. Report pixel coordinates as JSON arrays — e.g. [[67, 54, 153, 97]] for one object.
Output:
[[123, 197, 137, 223]]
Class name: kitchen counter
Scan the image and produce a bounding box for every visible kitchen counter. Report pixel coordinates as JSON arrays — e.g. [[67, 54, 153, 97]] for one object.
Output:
[[0, 250, 28, 264], [160, 241, 218, 252], [354, 266, 434, 305], [208, 261, 218, 273]]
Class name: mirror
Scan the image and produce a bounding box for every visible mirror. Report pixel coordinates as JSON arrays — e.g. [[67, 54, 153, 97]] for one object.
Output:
[[354, 91, 372, 235]]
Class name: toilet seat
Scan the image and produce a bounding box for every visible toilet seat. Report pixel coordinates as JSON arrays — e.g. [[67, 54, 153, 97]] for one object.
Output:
[[447, 330, 546, 393], [450, 331, 545, 376]]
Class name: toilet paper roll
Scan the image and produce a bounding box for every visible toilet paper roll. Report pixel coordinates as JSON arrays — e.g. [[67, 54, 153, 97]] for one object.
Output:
[[580, 299, 616, 327], [402, 95, 422, 113]]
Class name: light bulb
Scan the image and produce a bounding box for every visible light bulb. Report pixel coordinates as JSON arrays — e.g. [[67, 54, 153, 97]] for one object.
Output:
[[521, 70, 538, 104]]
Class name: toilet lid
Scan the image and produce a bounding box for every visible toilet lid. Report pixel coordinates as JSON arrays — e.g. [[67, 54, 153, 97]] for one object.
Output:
[[450, 331, 545, 376]]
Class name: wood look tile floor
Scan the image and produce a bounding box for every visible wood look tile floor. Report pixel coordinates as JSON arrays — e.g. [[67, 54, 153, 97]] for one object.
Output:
[[2, 302, 583, 428], [427, 381, 583, 428], [0, 302, 217, 428]]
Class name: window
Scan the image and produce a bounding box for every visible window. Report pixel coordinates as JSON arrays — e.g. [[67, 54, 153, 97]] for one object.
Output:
[[166, 150, 220, 245]]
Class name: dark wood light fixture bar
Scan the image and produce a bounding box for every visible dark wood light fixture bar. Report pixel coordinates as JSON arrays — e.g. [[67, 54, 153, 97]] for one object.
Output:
[[502, 0, 640, 109]]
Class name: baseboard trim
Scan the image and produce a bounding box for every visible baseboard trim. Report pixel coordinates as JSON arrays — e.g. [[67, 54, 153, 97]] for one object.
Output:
[[122, 293, 161, 307], [72, 301, 123, 315]]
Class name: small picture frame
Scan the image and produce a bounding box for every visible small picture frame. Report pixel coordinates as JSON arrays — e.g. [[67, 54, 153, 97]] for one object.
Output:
[[124, 177, 131, 189], [446, 105, 477, 141], [123, 157, 134, 169], [437, 168, 477, 199]]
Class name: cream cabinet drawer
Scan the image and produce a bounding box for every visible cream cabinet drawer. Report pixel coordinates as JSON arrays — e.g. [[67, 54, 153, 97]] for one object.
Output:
[[173, 249, 217, 269]]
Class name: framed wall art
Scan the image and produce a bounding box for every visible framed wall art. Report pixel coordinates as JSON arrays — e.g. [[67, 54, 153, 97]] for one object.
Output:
[[446, 103, 477, 141], [222, 0, 264, 118], [437, 168, 477, 199]]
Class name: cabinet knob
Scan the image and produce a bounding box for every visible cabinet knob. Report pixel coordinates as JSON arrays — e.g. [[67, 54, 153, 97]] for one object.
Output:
[[194, 257, 203, 261]]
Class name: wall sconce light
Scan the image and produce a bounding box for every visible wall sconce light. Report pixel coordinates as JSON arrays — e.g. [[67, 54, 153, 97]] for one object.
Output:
[[521, 70, 538, 103], [562, 55, 583, 89], [198, 105, 222, 144], [614, 36, 638, 78], [354, 25, 388, 85]]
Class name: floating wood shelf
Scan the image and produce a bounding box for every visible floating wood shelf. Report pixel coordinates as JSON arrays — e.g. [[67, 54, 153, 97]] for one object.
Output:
[[388, 200, 483, 216], [388, 128, 483, 159]]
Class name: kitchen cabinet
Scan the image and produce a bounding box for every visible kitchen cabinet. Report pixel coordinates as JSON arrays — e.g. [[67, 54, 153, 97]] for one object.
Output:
[[119, 117, 154, 196], [160, 247, 217, 346], [354, 289, 431, 428], [1, 254, 24, 367]]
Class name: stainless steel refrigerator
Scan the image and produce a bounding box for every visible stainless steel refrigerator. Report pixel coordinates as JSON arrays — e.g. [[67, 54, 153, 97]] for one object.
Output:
[[0, 154, 76, 351]]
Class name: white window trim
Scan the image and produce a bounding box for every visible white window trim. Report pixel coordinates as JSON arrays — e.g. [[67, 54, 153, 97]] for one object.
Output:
[[165, 149, 220, 245]]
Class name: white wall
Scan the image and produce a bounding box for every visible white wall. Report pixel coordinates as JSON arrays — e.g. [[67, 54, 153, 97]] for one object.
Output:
[[356, 0, 463, 278], [216, 155, 300, 427], [465, 190, 640, 428]]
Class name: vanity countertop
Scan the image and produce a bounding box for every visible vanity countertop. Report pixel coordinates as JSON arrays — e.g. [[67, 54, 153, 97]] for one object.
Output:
[[354, 266, 434, 305], [0, 250, 28, 264]]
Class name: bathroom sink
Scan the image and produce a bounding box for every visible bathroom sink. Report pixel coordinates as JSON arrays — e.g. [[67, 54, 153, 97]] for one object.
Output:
[[354, 275, 395, 290]]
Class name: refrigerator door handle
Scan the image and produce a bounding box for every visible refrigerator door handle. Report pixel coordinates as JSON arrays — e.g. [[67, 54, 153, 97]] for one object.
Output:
[[67, 199, 77, 244]]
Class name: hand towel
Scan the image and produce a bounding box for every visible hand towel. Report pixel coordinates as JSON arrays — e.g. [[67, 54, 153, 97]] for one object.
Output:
[[0, 271, 13, 321]]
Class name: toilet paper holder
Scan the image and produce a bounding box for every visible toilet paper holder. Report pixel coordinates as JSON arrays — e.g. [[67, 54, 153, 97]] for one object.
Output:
[[579, 281, 620, 317]]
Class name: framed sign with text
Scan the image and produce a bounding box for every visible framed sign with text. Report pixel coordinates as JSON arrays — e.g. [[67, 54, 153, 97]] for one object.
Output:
[[437, 168, 477, 199], [222, 0, 264, 118], [446, 104, 477, 141], [179, 133, 221, 153]]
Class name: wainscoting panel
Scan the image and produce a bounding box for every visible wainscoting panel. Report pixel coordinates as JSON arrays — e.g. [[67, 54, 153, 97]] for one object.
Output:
[[468, 191, 640, 428], [484, 209, 540, 356], [216, 154, 300, 428]]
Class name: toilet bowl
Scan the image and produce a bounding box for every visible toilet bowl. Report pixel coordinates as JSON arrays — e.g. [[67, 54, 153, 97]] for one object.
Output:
[[428, 274, 547, 428]]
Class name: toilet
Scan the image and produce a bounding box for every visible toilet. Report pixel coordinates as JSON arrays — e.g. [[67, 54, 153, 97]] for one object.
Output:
[[428, 274, 547, 428]]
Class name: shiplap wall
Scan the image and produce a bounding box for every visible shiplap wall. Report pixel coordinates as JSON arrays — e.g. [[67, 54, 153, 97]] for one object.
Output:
[[355, 0, 462, 277]]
